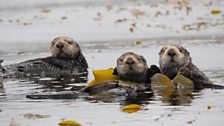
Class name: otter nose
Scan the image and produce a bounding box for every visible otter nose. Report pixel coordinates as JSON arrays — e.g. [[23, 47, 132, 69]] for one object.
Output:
[[167, 49, 176, 57], [56, 43, 64, 49], [125, 58, 135, 65]]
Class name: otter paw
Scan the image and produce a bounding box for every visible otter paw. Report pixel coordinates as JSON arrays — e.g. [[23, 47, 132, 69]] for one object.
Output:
[[179, 67, 192, 79], [150, 65, 161, 74]]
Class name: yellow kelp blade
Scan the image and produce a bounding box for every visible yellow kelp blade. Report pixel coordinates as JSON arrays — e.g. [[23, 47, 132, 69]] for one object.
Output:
[[93, 68, 120, 81], [151, 74, 174, 98], [87, 68, 120, 86], [172, 73, 193, 87], [135, 40, 142, 46], [122, 104, 142, 113], [157, 86, 175, 100], [211, 10, 221, 15], [58, 120, 81, 126], [151, 74, 174, 87], [151, 74, 175, 101]]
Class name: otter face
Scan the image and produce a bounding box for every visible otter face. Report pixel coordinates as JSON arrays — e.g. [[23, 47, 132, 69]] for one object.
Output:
[[50, 36, 80, 59], [159, 45, 191, 79], [159, 45, 190, 69], [116, 52, 148, 78]]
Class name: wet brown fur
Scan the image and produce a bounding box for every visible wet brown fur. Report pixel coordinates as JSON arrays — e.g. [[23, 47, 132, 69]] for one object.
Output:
[[159, 44, 211, 89]]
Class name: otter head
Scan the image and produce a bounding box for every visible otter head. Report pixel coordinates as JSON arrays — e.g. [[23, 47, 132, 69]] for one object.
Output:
[[50, 36, 81, 59], [114, 52, 149, 83], [159, 44, 191, 79]]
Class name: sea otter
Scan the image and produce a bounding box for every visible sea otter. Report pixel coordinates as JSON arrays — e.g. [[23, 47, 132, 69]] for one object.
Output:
[[0, 36, 88, 83], [113, 52, 161, 83], [159, 44, 224, 89], [83, 52, 161, 94]]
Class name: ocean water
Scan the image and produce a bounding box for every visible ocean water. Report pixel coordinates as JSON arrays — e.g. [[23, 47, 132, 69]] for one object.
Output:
[[0, 0, 224, 125], [1, 37, 224, 126]]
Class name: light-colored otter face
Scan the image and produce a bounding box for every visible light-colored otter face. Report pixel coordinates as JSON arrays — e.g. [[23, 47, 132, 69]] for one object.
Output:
[[159, 44, 191, 69], [116, 52, 148, 77], [50, 36, 80, 59]]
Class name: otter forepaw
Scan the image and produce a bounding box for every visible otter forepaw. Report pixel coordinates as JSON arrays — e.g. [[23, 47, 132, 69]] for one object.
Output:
[[112, 68, 119, 76], [179, 67, 192, 79], [150, 65, 161, 74]]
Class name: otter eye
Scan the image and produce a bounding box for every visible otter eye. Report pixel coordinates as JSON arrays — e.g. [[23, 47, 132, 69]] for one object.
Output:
[[119, 58, 123, 62], [137, 57, 141, 61], [159, 47, 167, 54], [67, 41, 73, 44], [51, 41, 56, 46], [179, 48, 183, 53]]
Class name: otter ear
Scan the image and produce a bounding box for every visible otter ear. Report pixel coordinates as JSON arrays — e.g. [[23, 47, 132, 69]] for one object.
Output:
[[178, 46, 190, 56], [185, 49, 190, 56], [159, 47, 166, 55], [113, 67, 119, 75], [139, 55, 146, 64], [51, 38, 58, 48]]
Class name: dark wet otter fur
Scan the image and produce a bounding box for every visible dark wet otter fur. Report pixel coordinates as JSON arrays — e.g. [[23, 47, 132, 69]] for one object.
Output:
[[0, 36, 88, 83], [159, 44, 224, 89]]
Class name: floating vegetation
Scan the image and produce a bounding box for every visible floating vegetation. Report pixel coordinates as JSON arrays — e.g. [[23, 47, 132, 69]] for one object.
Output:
[[41, 8, 51, 13], [135, 40, 142, 46], [23, 113, 50, 119], [87, 68, 120, 87], [207, 104, 212, 110], [122, 104, 142, 113], [211, 10, 221, 15], [58, 120, 82, 126]]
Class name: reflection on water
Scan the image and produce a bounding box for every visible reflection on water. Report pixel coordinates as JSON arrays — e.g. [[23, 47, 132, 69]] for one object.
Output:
[[0, 82, 6, 100], [1, 67, 224, 106], [32, 76, 87, 92], [153, 87, 195, 106], [0, 77, 200, 106], [85, 91, 154, 106]]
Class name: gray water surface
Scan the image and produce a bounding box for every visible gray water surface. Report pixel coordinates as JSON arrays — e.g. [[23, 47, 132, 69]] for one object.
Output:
[[0, 38, 224, 126]]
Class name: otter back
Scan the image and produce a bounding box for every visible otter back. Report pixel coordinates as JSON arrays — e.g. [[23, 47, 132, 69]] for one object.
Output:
[[1, 56, 88, 83]]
